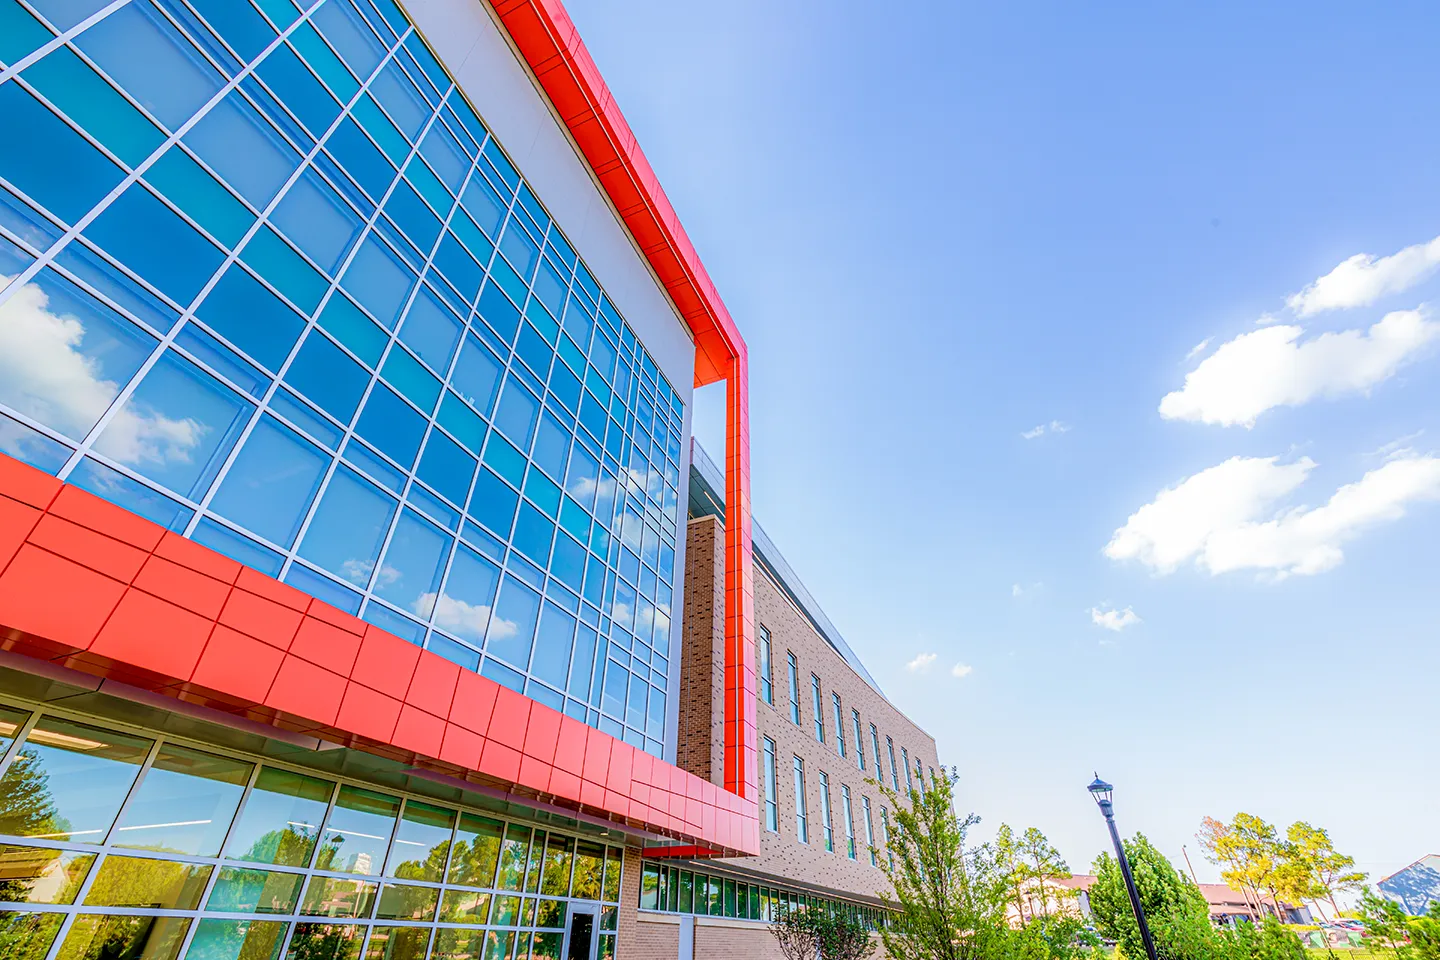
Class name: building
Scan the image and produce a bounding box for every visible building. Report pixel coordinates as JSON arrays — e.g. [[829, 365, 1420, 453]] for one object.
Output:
[[0, 0, 943, 958], [1059, 875, 1309, 928], [626, 444, 940, 958], [1379, 855, 1440, 916], [0, 0, 757, 954]]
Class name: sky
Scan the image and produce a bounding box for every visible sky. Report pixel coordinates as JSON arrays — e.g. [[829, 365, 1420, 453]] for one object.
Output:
[[562, 0, 1440, 888]]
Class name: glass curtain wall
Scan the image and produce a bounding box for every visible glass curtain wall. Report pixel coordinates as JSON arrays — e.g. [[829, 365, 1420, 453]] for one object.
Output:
[[0, 0, 687, 756], [0, 701, 623, 960]]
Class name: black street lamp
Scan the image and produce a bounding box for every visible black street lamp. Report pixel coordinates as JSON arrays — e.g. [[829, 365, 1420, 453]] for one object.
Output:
[[1088, 775, 1159, 960]]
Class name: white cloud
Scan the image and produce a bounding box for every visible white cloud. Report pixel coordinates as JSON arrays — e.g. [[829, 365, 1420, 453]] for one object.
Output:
[[1186, 338, 1212, 360], [417, 592, 513, 642], [1105, 453, 1440, 579], [1158, 309, 1439, 427], [905, 653, 937, 672], [1090, 606, 1141, 632], [1011, 583, 1023, 597], [1287, 236, 1440, 316], [0, 274, 202, 465], [950, 662, 974, 679], [1021, 420, 1069, 440]]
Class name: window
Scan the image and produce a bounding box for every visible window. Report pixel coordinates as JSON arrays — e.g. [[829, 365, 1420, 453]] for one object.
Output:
[[870, 724, 882, 779], [862, 796, 877, 867], [831, 693, 846, 758], [793, 757, 808, 843], [818, 772, 834, 853], [853, 710, 866, 771], [758, 625, 773, 705], [762, 738, 778, 833], [841, 785, 856, 860], [881, 807, 893, 869], [810, 675, 824, 743], [787, 653, 801, 726], [902, 747, 913, 795], [886, 737, 900, 792]]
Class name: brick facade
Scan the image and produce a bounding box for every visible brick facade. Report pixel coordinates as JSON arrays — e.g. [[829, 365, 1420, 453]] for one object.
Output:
[[679, 514, 940, 904], [678, 517, 726, 786]]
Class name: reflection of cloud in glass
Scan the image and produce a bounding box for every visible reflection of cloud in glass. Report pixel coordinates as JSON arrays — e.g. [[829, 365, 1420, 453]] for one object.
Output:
[[0, 274, 201, 465], [340, 560, 400, 587], [565, 474, 614, 502], [414, 592, 515, 642]]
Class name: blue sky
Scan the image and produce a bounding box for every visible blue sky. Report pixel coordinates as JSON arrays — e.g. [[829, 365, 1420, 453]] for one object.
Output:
[[564, 0, 1440, 884]]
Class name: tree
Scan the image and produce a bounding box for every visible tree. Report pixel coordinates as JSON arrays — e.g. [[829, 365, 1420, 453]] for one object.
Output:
[[874, 767, 1012, 960], [1018, 827, 1072, 919], [1359, 890, 1414, 960], [1090, 833, 1208, 960], [994, 825, 1031, 924], [772, 907, 875, 960], [1198, 814, 1284, 921], [1285, 822, 1367, 919], [1409, 902, 1440, 960]]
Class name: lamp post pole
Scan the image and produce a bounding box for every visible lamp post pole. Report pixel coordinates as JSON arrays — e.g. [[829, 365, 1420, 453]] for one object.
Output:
[[1089, 776, 1159, 960]]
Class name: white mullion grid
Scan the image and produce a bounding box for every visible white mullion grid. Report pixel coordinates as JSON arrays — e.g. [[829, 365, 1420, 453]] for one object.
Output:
[[158, 27, 418, 539], [0, 0, 335, 315], [269, 69, 450, 595], [0, 0, 341, 468], [39, 735, 164, 960], [0, 708, 44, 780], [0, 0, 134, 85]]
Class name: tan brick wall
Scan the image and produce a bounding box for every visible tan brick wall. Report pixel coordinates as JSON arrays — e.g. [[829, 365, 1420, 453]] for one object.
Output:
[[694, 917, 788, 959], [630, 914, 682, 960], [679, 515, 941, 904], [678, 517, 725, 786]]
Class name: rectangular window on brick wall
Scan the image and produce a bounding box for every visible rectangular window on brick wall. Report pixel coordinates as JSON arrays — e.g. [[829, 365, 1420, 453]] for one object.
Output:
[[792, 756, 808, 843], [862, 796, 877, 867], [881, 807, 893, 870], [818, 771, 834, 853], [810, 675, 824, 743], [841, 784, 856, 860], [869, 724, 881, 779], [902, 747, 913, 795], [853, 710, 866, 772], [831, 693, 846, 758], [762, 737, 778, 833], [787, 652, 800, 726], [758, 626, 773, 705], [886, 737, 900, 792]]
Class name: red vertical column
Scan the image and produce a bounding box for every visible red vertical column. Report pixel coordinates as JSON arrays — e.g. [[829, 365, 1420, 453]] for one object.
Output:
[[722, 352, 755, 800]]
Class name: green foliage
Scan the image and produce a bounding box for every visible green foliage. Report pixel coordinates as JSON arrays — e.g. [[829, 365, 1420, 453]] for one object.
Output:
[[1359, 890, 1418, 960], [1409, 902, 1440, 960], [1091, 833, 1208, 960], [1197, 813, 1367, 921], [874, 767, 1013, 960], [772, 906, 874, 960]]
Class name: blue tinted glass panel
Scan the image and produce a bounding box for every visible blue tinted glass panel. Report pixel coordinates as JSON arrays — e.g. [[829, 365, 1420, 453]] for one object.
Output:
[[416, 430, 474, 507], [254, 42, 340, 139], [22, 45, 165, 168], [369, 60, 428, 140], [512, 501, 552, 566], [0, 411, 70, 474], [145, 146, 254, 249], [317, 291, 386, 368], [75, 1, 224, 132], [450, 336, 502, 418], [354, 383, 425, 468], [485, 577, 539, 670], [183, 91, 300, 209], [310, 0, 384, 79], [374, 508, 449, 616], [270, 167, 363, 273], [196, 264, 304, 371], [397, 286, 461, 373], [69, 456, 194, 531], [433, 543, 498, 644], [342, 233, 415, 328], [298, 465, 397, 588], [28, 0, 108, 31], [0, 0, 52, 67], [284, 562, 361, 614], [326, 118, 395, 204], [493, 380, 538, 448], [467, 466, 516, 539], [189, 0, 275, 61], [530, 602, 573, 689], [83, 183, 224, 305], [285, 330, 369, 422], [208, 415, 327, 548], [92, 348, 253, 499], [0, 267, 156, 443], [0, 82, 125, 225], [240, 226, 326, 314], [192, 515, 284, 576]]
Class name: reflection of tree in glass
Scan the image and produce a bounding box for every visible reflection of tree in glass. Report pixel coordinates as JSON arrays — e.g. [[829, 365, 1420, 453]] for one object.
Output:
[[56, 913, 191, 960], [0, 750, 63, 840], [241, 826, 319, 871], [391, 841, 450, 884], [445, 815, 502, 889], [571, 843, 604, 901], [0, 845, 94, 904], [285, 922, 364, 960], [0, 910, 64, 960]]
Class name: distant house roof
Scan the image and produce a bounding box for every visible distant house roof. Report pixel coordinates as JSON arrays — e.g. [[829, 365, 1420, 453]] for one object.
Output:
[[1058, 875, 1097, 891]]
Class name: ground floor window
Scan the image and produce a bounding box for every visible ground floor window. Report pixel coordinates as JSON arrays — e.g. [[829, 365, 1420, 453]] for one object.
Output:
[[637, 862, 886, 931], [0, 699, 623, 960]]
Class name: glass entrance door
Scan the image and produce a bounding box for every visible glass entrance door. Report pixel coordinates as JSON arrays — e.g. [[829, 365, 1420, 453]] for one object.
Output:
[[564, 903, 598, 960]]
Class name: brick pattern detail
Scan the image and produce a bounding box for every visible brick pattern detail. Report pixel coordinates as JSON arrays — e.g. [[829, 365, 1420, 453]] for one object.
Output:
[[678, 515, 940, 901], [0, 453, 758, 856], [679, 517, 725, 786]]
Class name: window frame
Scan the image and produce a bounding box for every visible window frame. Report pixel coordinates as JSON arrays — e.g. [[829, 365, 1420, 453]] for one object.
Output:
[[786, 652, 801, 726], [757, 625, 773, 706], [792, 756, 808, 843], [810, 674, 824, 743], [762, 736, 778, 833]]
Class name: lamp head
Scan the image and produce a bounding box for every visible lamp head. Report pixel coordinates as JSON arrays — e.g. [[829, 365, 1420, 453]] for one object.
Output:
[[1087, 774, 1114, 808]]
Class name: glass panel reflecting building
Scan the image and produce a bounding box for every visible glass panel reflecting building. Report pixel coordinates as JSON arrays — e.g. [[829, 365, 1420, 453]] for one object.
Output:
[[0, 0, 687, 756]]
